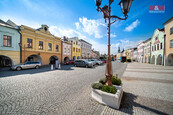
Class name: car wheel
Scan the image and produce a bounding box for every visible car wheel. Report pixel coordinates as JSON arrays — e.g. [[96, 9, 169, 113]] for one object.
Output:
[[74, 64, 76, 67], [35, 65, 39, 69], [16, 67, 21, 71], [85, 65, 88, 68]]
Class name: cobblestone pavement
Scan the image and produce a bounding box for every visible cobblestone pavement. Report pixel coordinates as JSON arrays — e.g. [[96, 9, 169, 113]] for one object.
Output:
[[0, 61, 127, 115], [101, 62, 173, 115]]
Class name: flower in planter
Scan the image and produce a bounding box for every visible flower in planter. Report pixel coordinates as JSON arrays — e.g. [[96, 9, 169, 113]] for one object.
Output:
[[101, 85, 117, 94], [99, 78, 107, 84], [91, 83, 103, 89], [98, 74, 122, 86], [112, 75, 121, 86]]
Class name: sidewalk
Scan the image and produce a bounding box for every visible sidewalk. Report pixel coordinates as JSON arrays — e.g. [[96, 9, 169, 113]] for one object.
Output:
[[101, 62, 173, 115]]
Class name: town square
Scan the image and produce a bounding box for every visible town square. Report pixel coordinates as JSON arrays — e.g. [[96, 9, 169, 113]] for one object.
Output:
[[0, 0, 173, 115]]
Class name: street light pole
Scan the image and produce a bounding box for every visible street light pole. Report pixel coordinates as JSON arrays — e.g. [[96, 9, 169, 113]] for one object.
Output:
[[95, 0, 133, 86], [105, 1, 113, 86]]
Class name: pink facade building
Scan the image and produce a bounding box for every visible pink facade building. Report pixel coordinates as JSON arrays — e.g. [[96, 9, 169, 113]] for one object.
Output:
[[62, 38, 72, 63], [137, 42, 145, 63]]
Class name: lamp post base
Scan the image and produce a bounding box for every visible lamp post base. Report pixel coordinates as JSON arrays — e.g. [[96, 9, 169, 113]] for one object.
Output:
[[105, 55, 113, 86]]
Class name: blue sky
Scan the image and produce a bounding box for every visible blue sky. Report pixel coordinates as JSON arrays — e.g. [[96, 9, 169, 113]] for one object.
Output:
[[0, 0, 173, 54]]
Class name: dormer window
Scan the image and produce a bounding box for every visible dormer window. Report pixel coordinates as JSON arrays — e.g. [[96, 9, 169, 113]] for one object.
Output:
[[44, 27, 47, 31], [155, 36, 158, 41]]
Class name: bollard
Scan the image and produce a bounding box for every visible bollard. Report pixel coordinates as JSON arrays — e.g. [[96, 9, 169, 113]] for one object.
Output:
[[51, 64, 53, 70], [59, 64, 61, 69]]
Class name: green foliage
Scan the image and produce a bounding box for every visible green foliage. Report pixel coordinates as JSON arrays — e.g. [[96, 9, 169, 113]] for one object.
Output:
[[101, 85, 117, 94], [112, 75, 122, 86], [91, 83, 103, 89], [99, 78, 107, 84], [127, 59, 131, 62]]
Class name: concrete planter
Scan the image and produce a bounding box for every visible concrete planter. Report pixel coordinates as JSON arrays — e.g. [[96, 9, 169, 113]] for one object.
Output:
[[91, 85, 123, 109]]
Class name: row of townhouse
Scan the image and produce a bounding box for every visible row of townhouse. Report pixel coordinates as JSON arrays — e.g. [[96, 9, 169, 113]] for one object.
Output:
[[0, 19, 100, 67], [116, 17, 173, 66]]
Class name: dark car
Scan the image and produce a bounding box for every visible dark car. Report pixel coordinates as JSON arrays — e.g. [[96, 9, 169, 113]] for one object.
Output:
[[74, 59, 93, 68], [11, 61, 42, 71], [64, 60, 74, 65], [100, 59, 106, 63]]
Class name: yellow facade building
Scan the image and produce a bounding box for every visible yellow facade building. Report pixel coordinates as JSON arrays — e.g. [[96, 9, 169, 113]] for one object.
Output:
[[116, 53, 122, 60], [20, 25, 61, 65], [164, 17, 173, 66], [69, 37, 81, 60], [125, 49, 131, 60]]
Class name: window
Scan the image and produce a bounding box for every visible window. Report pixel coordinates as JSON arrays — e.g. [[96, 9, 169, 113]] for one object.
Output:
[[27, 38, 32, 48], [73, 47, 75, 52], [56, 45, 59, 52], [3, 35, 11, 47], [48, 43, 52, 50], [39, 41, 43, 50], [64, 48, 66, 53], [152, 46, 153, 51], [170, 39, 173, 47], [155, 36, 158, 41], [157, 44, 159, 50], [68, 48, 70, 53], [76, 48, 78, 52], [160, 43, 162, 49], [170, 27, 173, 35], [154, 45, 156, 51]]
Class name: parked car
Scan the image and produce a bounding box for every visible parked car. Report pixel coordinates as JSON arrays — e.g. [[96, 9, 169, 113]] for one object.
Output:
[[64, 60, 74, 65], [87, 59, 97, 66], [95, 59, 102, 65], [74, 59, 93, 68], [100, 59, 106, 63], [11, 61, 42, 71]]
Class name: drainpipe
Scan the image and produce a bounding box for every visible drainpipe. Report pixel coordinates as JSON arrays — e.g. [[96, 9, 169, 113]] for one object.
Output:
[[163, 34, 166, 66], [61, 40, 63, 64], [18, 27, 22, 64], [150, 42, 151, 64]]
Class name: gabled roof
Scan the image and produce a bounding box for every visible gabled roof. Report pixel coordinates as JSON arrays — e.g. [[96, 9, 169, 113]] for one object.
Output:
[[0, 19, 11, 26], [163, 17, 173, 25], [158, 28, 164, 32], [143, 38, 151, 43], [0, 19, 17, 30]]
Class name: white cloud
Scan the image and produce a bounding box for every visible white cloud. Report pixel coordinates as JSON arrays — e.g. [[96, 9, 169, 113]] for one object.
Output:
[[49, 26, 86, 39], [0, 15, 40, 29], [110, 33, 117, 38], [124, 19, 140, 32], [114, 39, 144, 53], [75, 22, 80, 30], [76, 17, 106, 38], [88, 40, 119, 55]]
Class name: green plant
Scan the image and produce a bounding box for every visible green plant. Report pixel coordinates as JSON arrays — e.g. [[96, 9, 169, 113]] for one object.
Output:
[[99, 78, 107, 84], [101, 85, 117, 94], [91, 83, 103, 89], [112, 75, 121, 86]]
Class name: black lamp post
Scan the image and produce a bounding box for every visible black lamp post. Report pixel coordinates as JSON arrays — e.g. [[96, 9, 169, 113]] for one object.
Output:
[[95, 0, 133, 86]]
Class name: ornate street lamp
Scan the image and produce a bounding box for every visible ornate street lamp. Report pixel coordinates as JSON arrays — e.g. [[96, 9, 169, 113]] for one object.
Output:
[[95, 0, 133, 86], [119, 0, 133, 16]]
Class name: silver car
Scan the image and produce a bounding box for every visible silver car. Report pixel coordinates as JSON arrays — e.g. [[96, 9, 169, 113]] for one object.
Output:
[[11, 61, 41, 71], [74, 59, 93, 68]]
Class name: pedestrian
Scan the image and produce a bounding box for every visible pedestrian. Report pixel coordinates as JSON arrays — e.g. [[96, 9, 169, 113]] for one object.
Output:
[[55, 59, 59, 69]]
